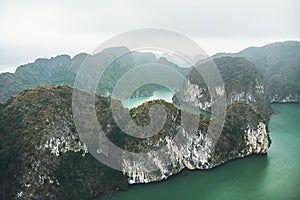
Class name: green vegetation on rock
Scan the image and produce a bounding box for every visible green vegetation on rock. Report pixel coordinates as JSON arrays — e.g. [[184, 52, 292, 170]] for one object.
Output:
[[214, 41, 300, 102], [0, 85, 270, 199], [0, 86, 128, 199], [176, 57, 271, 121]]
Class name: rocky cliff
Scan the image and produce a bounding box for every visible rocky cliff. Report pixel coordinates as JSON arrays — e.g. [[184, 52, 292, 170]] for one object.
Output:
[[175, 57, 271, 121], [122, 100, 270, 184], [0, 85, 271, 199], [0, 86, 128, 200], [214, 41, 300, 102], [123, 59, 272, 184]]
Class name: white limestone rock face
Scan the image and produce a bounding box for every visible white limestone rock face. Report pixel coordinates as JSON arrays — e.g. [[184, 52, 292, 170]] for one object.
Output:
[[17, 115, 88, 199], [179, 78, 269, 115], [121, 120, 271, 184], [179, 79, 211, 111], [271, 94, 300, 103], [121, 126, 213, 184], [245, 122, 270, 154]]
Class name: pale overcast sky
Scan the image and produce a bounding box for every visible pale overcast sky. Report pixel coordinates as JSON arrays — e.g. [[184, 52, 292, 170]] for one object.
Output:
[[0, 0, 299, 72]]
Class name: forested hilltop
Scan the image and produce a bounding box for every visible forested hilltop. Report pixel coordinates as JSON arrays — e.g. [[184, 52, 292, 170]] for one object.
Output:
[[214, 41, 300, 102], [0, 85, 270, 199], [175, 56, 271, 123]]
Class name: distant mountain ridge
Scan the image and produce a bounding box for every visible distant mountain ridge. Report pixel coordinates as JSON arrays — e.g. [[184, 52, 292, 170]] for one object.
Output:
[[0, 47, 190, 102], [1, 41, 298, 103], [213, 41, 300, 102]]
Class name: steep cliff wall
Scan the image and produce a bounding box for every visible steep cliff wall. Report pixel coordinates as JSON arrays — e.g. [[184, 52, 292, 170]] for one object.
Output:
[[122, 101, 271, 184], [175, 57, 271, 120]]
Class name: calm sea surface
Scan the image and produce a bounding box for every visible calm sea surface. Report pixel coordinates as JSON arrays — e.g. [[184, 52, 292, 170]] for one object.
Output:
[[98, 99, 300, 200]]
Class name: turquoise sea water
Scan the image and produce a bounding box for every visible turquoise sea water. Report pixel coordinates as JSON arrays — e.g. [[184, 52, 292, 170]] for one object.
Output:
[[98, 103, 300, 200], [122, 88, 210, 118], [122, 88, 174, 109]]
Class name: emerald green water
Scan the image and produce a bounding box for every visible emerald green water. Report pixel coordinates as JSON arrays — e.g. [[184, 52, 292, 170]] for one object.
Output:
[[122, 88, 174, 109], [122, 88, 210, 118], [99, 104, 300, 200]]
